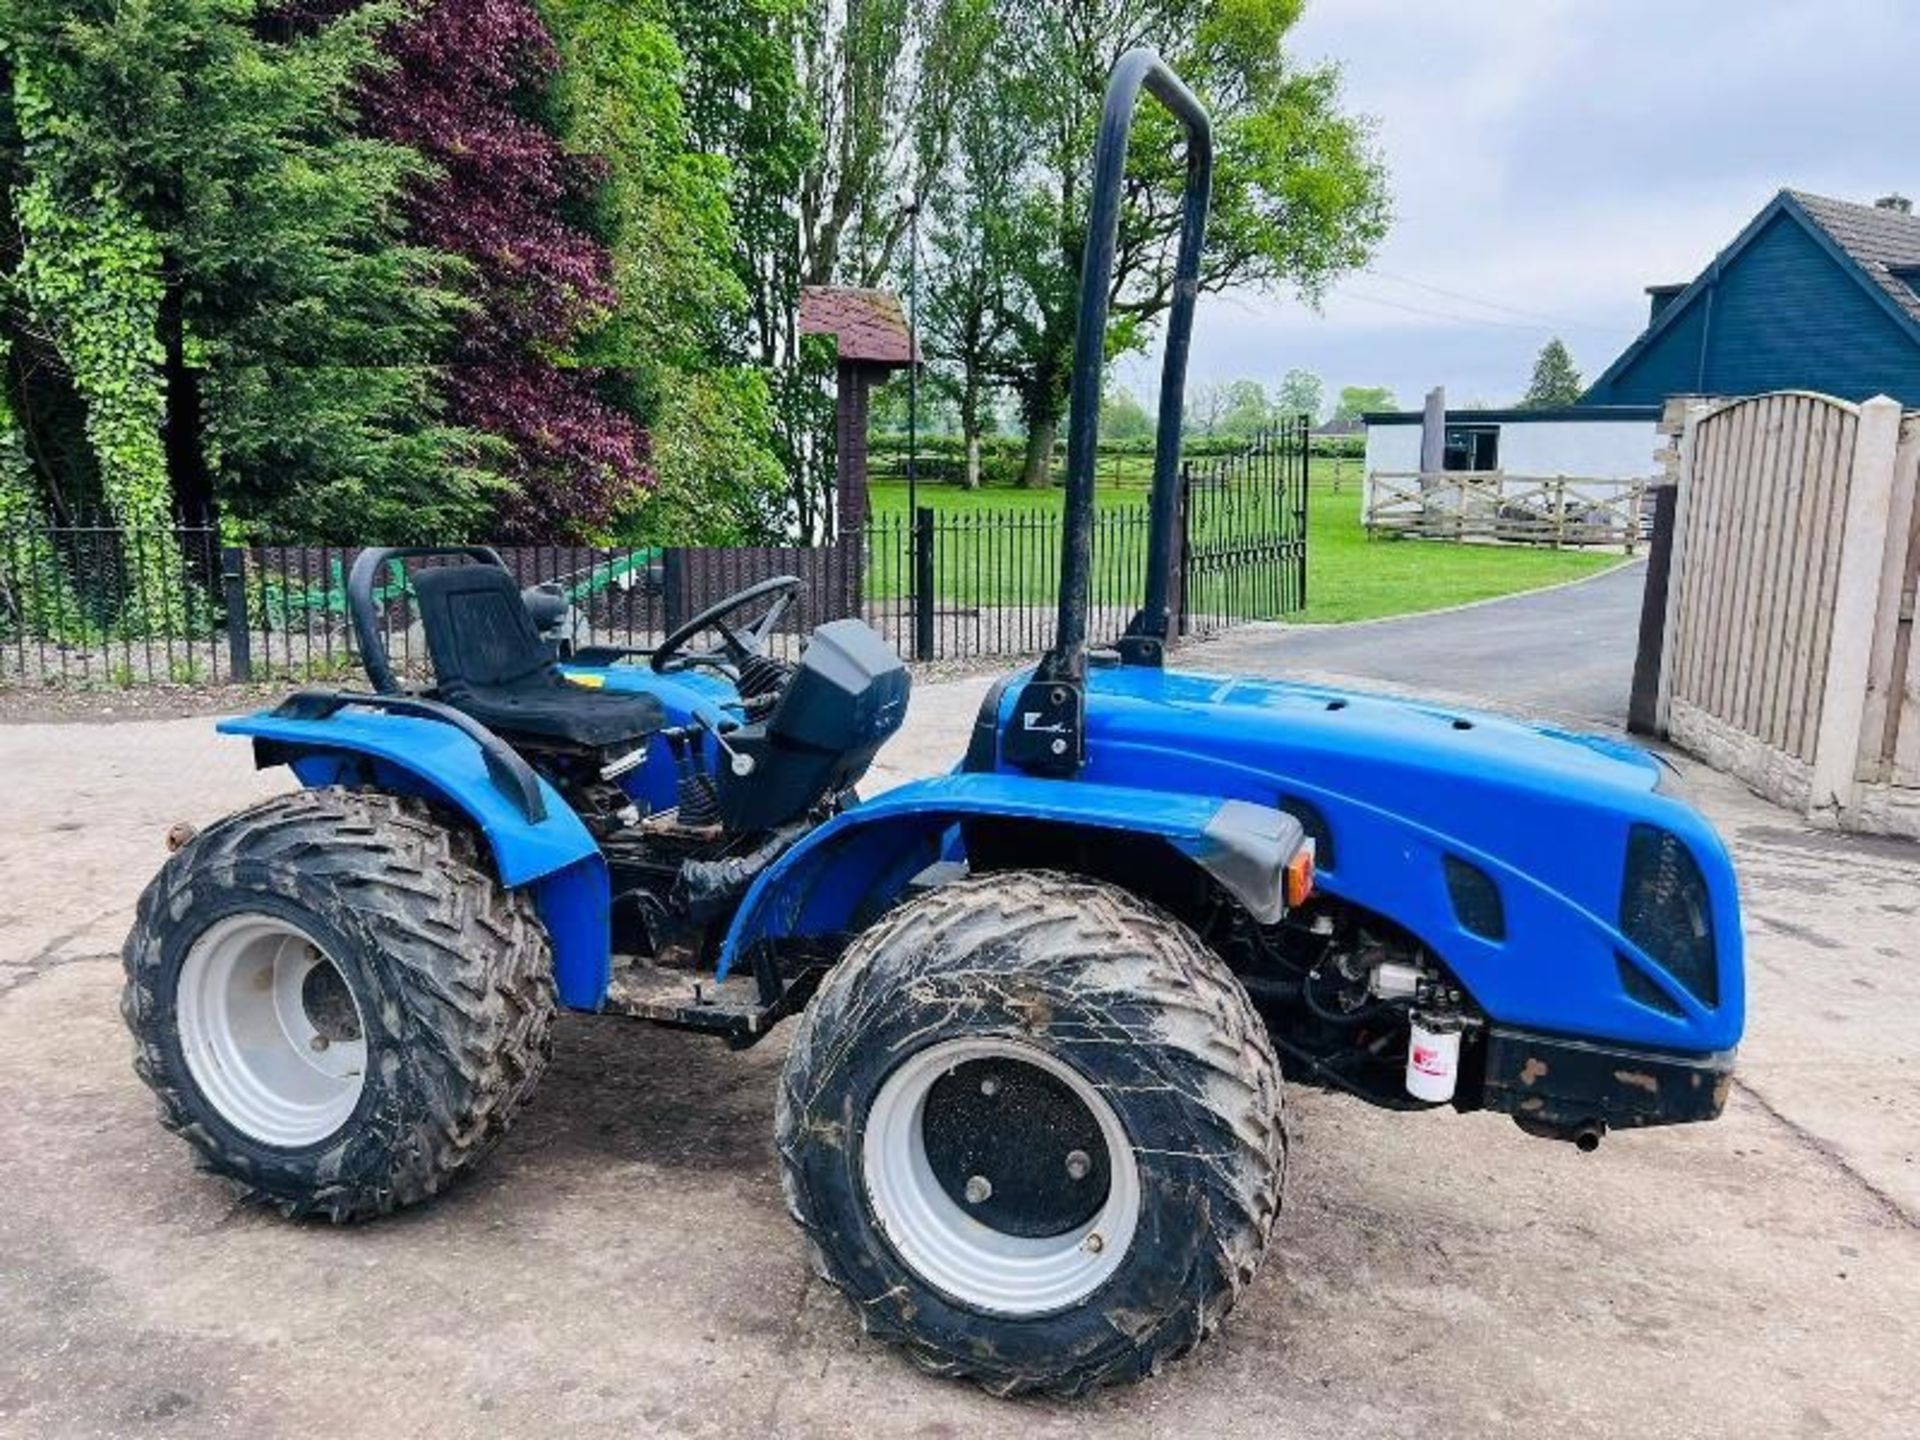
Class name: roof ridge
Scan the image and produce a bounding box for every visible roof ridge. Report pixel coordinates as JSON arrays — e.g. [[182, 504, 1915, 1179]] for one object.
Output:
[[1788, 189, 1920, 232], [1781, 189, 1920, 324]]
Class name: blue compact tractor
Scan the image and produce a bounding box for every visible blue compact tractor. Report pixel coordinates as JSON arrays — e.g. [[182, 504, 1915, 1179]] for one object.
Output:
[[123, 52, 1743, 1396]]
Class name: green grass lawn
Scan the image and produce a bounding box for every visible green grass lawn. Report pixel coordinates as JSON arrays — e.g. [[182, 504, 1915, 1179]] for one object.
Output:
[[867, 457, 1621, 623]]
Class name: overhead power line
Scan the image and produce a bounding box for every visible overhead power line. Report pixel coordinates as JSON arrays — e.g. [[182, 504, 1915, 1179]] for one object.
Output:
[[1360, 267, 1630, 335], [1334, 287, 1568, 331]]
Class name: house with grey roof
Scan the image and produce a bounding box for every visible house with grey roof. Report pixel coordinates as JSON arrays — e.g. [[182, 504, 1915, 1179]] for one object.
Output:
[[1583, 190, 1920, 406], [1359, 190, 1920, 525]]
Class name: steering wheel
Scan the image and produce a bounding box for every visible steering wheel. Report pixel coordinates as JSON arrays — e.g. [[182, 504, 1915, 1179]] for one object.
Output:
[[651, 575, 803, 677]]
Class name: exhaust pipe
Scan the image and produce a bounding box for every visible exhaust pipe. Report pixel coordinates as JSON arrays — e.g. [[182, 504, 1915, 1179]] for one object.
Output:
[[1514, 1116, 1607, 1151]]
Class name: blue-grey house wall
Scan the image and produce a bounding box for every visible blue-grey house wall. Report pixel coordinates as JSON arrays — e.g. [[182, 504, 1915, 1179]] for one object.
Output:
[[1585, 209, 1920, 407]]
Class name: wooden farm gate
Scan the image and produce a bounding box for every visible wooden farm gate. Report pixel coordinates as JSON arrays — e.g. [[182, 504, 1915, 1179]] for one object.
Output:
[[1365, 471, 1650, 548]]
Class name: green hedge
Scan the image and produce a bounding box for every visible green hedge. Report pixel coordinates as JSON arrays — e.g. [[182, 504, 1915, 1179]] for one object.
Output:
[[866, 429, 1346, 491]]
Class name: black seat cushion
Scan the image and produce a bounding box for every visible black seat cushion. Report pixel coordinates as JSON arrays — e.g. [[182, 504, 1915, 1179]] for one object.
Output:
[[411, 564, 663, 750]]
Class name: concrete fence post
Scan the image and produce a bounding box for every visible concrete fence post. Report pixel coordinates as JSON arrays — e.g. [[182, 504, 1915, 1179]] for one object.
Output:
[[1653, 402, 1709, 735], [1810, 395, 1904, 817], [1856, 412, 1920, 782]]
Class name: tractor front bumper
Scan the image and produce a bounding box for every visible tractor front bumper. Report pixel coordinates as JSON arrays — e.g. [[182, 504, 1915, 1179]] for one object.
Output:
[[1480, 1027, 1735, 1139]]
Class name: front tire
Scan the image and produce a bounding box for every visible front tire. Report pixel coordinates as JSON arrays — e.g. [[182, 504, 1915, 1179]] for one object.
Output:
[[776, 871, 1286, 1397], [121, 788, 554, 1221]]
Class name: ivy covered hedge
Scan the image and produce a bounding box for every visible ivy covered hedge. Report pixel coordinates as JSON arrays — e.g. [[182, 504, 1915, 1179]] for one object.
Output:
[[0, 0, 789, 573]]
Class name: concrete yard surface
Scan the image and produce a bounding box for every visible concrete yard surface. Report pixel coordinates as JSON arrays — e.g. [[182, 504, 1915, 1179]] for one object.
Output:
[[2, 645, 1918, 1438]]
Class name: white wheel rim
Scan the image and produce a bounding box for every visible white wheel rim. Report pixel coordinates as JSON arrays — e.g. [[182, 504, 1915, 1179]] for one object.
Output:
[[175, 914, 367, 1148], [862, 1037, 1141, 1317]]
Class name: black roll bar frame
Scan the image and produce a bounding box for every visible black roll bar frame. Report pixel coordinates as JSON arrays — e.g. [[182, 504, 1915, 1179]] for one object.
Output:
[[1004, 50, 1212, 775], [346, 545, 508, 695]]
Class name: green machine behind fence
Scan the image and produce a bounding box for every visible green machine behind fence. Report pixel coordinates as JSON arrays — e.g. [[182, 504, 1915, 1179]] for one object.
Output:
[[262, 549, 662, 641]]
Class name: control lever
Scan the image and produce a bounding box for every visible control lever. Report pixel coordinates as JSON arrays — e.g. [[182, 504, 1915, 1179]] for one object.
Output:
[[691, 701, 756, 778]]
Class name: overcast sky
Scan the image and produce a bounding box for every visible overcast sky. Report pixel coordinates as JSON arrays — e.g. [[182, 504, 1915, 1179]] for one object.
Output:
[[1121, 0, 1920, 414]]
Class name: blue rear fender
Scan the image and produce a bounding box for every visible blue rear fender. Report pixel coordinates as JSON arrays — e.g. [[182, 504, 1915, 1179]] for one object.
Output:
[[715, 773, 1309, 977], [219, 709, 614, 1010]]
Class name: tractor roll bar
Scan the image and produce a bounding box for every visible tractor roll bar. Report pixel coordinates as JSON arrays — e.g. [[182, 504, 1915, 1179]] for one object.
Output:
[[1051, 48, 1212, 678], [347, 545, 507, 694], [1004, 51, 1209, 777]]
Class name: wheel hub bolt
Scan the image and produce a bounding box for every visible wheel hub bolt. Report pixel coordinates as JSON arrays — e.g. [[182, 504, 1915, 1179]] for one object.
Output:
[[1083, 1232, 1105, 1254], [309, 1035, 330, 1052], [964, 1174, 993, 1205], [1064, 1149, 1091, 1181], [979, 1075, 1001, 1097]]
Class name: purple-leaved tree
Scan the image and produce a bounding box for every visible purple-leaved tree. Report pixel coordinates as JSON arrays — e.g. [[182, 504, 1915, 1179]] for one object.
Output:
[[287, 0, 651, 538]]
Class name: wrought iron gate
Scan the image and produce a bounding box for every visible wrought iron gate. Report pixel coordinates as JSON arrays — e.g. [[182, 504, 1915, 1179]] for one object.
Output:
[[1178, 417, 1311, 636]]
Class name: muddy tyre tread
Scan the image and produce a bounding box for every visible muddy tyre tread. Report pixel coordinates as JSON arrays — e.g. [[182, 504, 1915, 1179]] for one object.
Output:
[[121, 787, 554, 1222], [776, 870, 1286, 1398]]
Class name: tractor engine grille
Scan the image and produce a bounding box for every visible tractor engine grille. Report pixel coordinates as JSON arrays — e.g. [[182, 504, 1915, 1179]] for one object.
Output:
[[1618, 825, 1718, 1007]]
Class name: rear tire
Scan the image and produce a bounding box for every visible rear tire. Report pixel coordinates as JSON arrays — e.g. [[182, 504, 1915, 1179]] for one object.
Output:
[[776, 871, 1286, 1397], [121, 788, 554, 1221]]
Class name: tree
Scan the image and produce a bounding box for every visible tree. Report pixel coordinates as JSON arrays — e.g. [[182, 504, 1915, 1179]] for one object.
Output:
[[538, 0, 786, 542], [2, 1, 484, 546], [920, 10, 1023, 489], [1215, 379, 1274, 439], [539, 0, 739, 400], [664, 0, 837, 534], [795, 0, 995, 291], [340, 0, 651, 541], [1186, 380, 1228, 439], [1274, 367, 1324, 425], [1522, 336, 1584, 409], [622, 368, 788, 543], [1332, 385, 1396, 425], [972, 1, 1389, 486], [662, 0, 991, 534], [1100, 384, 1154, 443], [791, 1, 993, 524]]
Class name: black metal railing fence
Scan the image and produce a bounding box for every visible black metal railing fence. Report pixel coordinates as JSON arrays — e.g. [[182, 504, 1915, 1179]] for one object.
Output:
[[0, 426, 1309, 687]]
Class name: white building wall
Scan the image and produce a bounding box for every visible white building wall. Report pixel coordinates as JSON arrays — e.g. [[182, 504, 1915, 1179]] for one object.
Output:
[[1363, 418, 1659, 477], [1364, 424, 1422, 474], [1363, 415, 1661, 520], [1496, 420, 1660, 478]]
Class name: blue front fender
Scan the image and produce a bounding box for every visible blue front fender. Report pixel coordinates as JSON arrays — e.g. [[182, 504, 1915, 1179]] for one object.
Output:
[[219, 709, 613, 1010], [716, 773, 1306, 977]]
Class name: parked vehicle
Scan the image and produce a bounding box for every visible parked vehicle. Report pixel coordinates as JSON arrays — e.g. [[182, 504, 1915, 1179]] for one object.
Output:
[[122, 51, 1743, 1396]]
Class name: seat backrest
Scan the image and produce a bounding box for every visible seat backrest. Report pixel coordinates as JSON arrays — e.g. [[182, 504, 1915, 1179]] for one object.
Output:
[[411, 562, 557, 697]]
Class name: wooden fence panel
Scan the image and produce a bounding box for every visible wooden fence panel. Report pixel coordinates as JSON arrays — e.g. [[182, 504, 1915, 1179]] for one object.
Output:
[[1658, 391, 1920, 834], [1666, 392, 1858, 765]]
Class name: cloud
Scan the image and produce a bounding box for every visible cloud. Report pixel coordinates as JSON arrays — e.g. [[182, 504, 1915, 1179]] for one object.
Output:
[[1158, 0, 1920, 409]]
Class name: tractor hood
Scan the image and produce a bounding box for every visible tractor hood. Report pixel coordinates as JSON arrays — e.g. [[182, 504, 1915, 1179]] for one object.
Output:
[[977, 663, 1743, 1055], [1080, 666, 1664, 805]]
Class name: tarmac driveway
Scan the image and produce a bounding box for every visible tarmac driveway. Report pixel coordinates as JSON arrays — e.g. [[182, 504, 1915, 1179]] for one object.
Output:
[[3, 578, 1919, 1439], [1195, 560, 1650, 728]]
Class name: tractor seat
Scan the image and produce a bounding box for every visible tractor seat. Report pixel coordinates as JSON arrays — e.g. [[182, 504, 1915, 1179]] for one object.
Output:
[[411, 563, 664, 751]]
